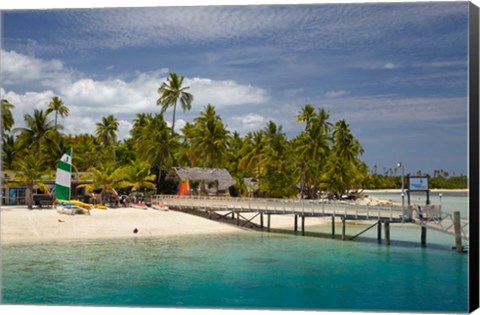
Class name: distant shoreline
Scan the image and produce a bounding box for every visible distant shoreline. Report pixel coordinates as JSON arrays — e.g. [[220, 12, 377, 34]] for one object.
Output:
[[363, 189, 469, 193]]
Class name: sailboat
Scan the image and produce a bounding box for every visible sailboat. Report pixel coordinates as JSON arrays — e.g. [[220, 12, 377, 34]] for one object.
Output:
[[55, 148, 91, 215]]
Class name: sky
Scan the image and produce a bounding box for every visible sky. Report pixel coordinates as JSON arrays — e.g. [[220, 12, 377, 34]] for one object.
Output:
[[0, 0, 473, 176]]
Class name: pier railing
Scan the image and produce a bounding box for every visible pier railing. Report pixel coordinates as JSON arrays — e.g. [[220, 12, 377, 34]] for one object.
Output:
[[151, 194, 417, 222], [151, 195, 468, 242]]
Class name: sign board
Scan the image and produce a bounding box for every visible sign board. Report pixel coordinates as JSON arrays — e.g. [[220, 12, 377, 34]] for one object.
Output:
[[409, 177, 429, 191]]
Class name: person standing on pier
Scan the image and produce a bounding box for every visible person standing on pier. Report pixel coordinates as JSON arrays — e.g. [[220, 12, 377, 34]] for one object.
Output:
[[417, 206, 424, 221]]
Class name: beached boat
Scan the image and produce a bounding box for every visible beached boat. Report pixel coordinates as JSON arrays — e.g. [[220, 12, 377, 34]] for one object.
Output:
[[151, 203, 169, 211], [54, 149, 90, 216], [56, 204, 91, 215], [131, 203, 149, 210]]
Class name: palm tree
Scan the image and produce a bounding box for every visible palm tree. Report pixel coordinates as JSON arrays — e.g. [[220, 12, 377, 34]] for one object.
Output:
[[189, 104, 230, 167], [130, 113, 151, 139], [79, 163, 123, 204], [294, 108, 332, 198], [296, 104, 316, 130], [323, 119, 365, 198], [2, 134, 19, 171], [176, 122, 197, 166], [15, 109, 54, 159], [261, 121, 289, 171], [238, 131, 267, 178], [1, 99, 15, 134], [95, 115, 119, 161], [41, 130, 70, 172], [134, 113, 178, 187], [95, 115, 119, 146], [117, 161, 156, 192], [69, 134, 102, 171], [157, 73, 194, 136], [13, 155, 50, 209], [46, 96, 69, 130]]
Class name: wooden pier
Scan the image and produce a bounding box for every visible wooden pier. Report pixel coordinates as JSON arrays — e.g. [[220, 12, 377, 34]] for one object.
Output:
[[151, 195, 469, 251]]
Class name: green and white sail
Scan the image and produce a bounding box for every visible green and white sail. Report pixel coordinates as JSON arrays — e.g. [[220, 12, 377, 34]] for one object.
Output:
[[55, 148, 72, 201]]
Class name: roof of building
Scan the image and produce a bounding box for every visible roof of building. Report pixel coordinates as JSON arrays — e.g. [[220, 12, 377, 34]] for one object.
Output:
[[166, 167, 236, 191]]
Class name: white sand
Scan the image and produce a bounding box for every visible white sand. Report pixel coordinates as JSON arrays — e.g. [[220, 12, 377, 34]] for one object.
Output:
[[0, 206, 329, 243]]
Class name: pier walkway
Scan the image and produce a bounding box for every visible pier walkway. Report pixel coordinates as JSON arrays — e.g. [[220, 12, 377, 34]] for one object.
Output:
[[151, 195, 469, 247], [153, 194, 407, 221]]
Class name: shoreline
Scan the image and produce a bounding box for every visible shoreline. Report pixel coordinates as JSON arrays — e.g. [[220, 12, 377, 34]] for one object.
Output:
[[0, 206, 330, 244]]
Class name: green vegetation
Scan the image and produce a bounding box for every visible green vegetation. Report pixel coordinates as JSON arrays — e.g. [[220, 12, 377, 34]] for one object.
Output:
[[366, 169, 467, 190], [1, 72, 466, 200]]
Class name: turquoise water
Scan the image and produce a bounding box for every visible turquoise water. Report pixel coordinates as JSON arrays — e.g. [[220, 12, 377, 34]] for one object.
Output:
[[1, 228, 468, 312], [1, 193, 469, 312]]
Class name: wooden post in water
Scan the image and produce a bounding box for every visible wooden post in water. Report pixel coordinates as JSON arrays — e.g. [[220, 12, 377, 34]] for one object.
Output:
[[236, 212, 240, 226], [294, 215, 298, 234], [267, 214, 271, 232], [260, 213, 264, 228], [421, 226, 427, 247], [342, 217, 346, 241], [384, 221, 390, 246], [377, 220, 382, 243], [301, 215, 305, 236], [453, 211, 463, 252], [331, 215, 336, 239]]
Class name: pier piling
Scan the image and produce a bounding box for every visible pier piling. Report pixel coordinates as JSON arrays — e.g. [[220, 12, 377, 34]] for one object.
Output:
[[294, 215, 298, 234], [267, 214, 271, 232], [421, 226, 427, 247], [342, 217, 346, 240], [384, 221, 390, 246], [301, 216, 305, 236], [453, 211, 462, 252], [260, 213, 264, 228], [377, 220, 382, 243], [331, 215, 336, 239]]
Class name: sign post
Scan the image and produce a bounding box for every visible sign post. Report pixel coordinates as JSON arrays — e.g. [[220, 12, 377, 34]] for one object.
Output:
[[407, 175, 430, 206]]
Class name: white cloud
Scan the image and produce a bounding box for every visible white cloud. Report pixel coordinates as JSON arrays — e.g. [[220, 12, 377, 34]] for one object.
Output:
[[1, 88, 56, 126], [227, 113, 266, 135], [382, 63, 397, 69], [117, 120, 133, 140], [325, 90, 349, 98], [175, 119, 187, 131], [188, 78, 269, 108], [2, 51, 269, 138], [350, 61, 399, 70], [0, 50, 74, 87]]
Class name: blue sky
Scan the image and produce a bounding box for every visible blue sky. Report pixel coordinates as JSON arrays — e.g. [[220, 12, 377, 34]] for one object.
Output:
[[0, 1, 471, 175]]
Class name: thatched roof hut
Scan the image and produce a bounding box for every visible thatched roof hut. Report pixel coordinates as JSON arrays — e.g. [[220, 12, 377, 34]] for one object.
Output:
[[165, 167, 236, 195]]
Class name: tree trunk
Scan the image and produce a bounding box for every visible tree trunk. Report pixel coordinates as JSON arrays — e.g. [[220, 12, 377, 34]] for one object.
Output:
[[171, 101, 177, 136], [26, 185, 33, 209], [156, 160, 163, 193]]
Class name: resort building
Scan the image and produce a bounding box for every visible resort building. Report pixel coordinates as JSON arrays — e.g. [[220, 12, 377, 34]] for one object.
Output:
[[165, 167, 236, 196], [1, 171, 92, 205]]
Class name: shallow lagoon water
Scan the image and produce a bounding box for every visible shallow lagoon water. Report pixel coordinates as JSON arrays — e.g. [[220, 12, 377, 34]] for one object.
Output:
[[1, 225, 468, 312], [1, 193, 469, 312]]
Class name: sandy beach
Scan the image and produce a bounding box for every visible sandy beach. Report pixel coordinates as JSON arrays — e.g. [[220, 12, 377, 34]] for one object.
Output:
[[0, 206, 330, 243]]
